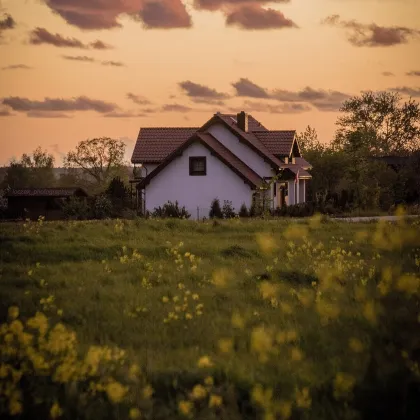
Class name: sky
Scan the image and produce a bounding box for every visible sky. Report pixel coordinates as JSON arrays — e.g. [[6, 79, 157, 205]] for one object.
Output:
[[0, 0, 419, 166]]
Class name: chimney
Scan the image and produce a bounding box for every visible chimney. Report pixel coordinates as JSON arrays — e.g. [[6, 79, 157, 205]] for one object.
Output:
[[237, 111, 248, 132]]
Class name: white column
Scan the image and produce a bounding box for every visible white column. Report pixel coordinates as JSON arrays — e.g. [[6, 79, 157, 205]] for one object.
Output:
[[296, 178, 300, 204], [303, 180, 306, 203]]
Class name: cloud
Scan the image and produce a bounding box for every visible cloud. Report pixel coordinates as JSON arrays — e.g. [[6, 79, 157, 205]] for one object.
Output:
[[26, 111, 73, 118], [2, 64, 32, 70], [322, 14, 420, 47], [103, 111, 148, 118], [101, 60, 125, 67], [193, 0, 291, 11], [29, 27, 113, 49], [272, 86, 351, 111], [41, 0, 192, 30], [179, 80, 229, 99], [126, 93, 152, 105], [62, 55, 95, 62], [2, 96, 119, 114], [161, 104, 193, 112], [0, 13, 14, 30], [382, 71, 394, 76], [0, 106, 13, 116], [62, 56, 125, 66], [389, 86, 420, 97], [239, 100, 311, 114], [225, 5, 297, 30], [232, 78, 270, 98], [407, 71, 420, 77], [138, 0, 192, 29]]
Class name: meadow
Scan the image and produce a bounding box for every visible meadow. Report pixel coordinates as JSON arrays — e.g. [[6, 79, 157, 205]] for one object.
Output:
[[1, 216, 420, 420]]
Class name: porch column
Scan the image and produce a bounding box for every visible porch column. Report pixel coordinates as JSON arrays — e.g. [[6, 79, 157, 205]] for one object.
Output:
[[296, 178, 300, 204], [303, 179, 306, 203]]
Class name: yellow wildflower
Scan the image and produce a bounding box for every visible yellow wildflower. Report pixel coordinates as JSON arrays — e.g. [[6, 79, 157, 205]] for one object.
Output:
[[8, 306, 19, 320], [256, 233, 277, 254], [363, 301, 377, 325], [212, 268, 232, 287], [185, 313, 193, 320], [259, 281, 278, 300], [396, 274, 419, 296], [333, 372, 356, 399], [50, 402, 63, 419], [162, 296, 169, 303], [209, 394, 223, 408], [142, 384, 154, 399], [129, 408, 141, 419], [105, 381, 127, 403], [218, 338, 234, 354], [231, 312, 245, 329], [348, 337, 364, 353], [9, 399, 23, 416], [197, 355, 213, 368], [190, 384, 207, 400], [178, 400, 193, 416], [192, 293, 199, 300], [204, 376, 214, 386], [295, 387, 311, 409], [290, 347, 303, 362]]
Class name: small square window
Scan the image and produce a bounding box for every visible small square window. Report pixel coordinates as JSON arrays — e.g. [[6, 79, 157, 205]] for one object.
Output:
[[189, 157, 206, 176]]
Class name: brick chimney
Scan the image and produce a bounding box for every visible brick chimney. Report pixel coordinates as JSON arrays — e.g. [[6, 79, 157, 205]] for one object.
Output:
[[237, 111, 248, 132]]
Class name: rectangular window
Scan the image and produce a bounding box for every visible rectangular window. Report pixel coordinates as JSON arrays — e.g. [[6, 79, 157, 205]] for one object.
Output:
[[189, 157, 206, 176]]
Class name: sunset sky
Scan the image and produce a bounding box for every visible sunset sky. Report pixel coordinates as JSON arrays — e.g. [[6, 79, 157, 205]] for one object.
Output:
[[0, 0, 419, 166]]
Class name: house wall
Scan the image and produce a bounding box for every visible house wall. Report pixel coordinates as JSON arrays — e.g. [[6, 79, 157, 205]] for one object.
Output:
[[144, 142, 253, 219], [288, 181, 295, 205], [299, 180, 305, 203], [207, 124, 274, 178], [141, 164, 158, 176]]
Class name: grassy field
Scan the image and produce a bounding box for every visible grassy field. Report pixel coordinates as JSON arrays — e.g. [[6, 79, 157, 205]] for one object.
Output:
[[1, 216, 420, 419]]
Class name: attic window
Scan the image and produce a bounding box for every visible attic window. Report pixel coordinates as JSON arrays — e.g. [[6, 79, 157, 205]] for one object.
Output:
[[189, 157, 206, 176]]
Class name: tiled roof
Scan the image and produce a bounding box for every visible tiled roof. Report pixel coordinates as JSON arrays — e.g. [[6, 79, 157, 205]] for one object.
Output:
[[295, 157, 312, 170], [131, 127, 198, 163], [5, 188, 88, 197], [280, 164, 312, 178], [217, 113, 269, 132], [138, 133, 263, 189], [197, 133, 263, 187], [252, 131, 296, 156]]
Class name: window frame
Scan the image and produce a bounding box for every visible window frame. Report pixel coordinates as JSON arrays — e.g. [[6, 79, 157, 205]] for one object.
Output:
[[189, 156, 207, 176]]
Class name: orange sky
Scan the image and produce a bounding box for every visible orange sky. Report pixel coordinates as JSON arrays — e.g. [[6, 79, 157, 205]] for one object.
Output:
[[0, 0, 419, 165]]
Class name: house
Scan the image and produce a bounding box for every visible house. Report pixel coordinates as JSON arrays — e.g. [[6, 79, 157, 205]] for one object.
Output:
[[5, 187, 88, 220], [131, 111, 312, 219]]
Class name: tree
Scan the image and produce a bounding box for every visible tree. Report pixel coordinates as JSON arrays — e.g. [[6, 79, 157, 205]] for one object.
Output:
[[333, 91, 420, 156], [1, 147, 55, 189], [64, 138, 126, 190], [106, 177, 130, 216], [295, 125, 324, 156]]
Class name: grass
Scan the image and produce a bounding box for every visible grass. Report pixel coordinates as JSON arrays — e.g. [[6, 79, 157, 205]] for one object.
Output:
[[1, 216, 420, 419]]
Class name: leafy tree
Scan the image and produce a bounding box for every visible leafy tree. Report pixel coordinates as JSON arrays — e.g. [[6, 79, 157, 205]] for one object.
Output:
[[296, 125, 324, 156], [106, 177, 130, 216], [64, 138, 126, 190], [209, 198, 223, 219], [2, 147, 55, 189], [333, 91, 420, 156]]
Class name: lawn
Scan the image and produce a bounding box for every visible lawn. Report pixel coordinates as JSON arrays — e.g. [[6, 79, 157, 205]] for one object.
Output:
[[1, 216, 420, 420]]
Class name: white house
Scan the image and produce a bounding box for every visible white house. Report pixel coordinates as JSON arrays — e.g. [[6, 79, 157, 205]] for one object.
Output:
[[131, 111, 312, 219]]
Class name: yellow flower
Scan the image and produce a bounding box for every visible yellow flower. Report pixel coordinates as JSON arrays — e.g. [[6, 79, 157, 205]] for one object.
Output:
[[396, 274, 419, 296], [259, 281, 278, 300], [348, 338, 364, 353], [57, 309, 63, 316], [184, 252, 191, 257], [8, 306, 19, 320], [178, 400, 193, 416], [212, 268, 232, 288], [162, 296, 169, 303], [142, 384, 154, 399], [290, 347, 303, 362], [129, 408, 141, 419], [105, 381, 127, 403], [50, 402, 63, 419], [363, 301, 377, 325], [209, 394, 223, 408], [295, 387, 311, 409], [256, 233, 277, 254], [190, 384, 207, 400], [333, 372, 356, 399], [9, 399, 23, 416], [192, 294, 199, 300], [185, 313, 193, 320], [197, 355, 213, 368], [204, 376, 214, 386], [231, 312, 245, 329], [218, 338, 234, 354]]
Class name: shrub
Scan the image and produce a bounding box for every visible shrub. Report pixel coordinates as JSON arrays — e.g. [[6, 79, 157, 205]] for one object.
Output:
[[62, 196, 90, 220], [106, 177, 131, 217], [238, 203, 249, 218], [93, 195, 113, 219], [222, 200, 236, 219], [152, 201, 190, 219], [209, 198, 223, 219]]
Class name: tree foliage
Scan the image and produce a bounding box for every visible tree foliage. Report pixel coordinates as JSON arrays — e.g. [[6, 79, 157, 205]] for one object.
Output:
[[64, 138, 126, 189], [1, 147, 55, 189], [333, 91, 420, 155]]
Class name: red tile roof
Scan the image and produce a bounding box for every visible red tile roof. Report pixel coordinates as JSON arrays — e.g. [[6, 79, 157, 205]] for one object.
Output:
[[280, 164, 312, 178], [5, 188, 88, 197], [252, 131, 296, 156], [295, 157, 312, 170], [138, 133, 263, 189], [131, 127, 198, 163]]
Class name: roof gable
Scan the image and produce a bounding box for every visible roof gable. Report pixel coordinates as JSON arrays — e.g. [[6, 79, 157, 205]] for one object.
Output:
[[253, 131, 297, 157], [138, 133, 263, 189]]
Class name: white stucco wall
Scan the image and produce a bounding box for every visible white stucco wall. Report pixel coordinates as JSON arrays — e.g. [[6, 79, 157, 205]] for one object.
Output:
[[207, 124, 274, 178], [144, 142, 253, 219], [142, 164, 158, 176]]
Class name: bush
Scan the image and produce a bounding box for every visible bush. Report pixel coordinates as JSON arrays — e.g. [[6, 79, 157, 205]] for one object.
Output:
[[209, 198, 223, 219], [222, 200, 236, 219], [93, 195, 113, 219], [152, 201, 190, 219], [106, 177, 131, 217], [238, 203, 249, 218], [62, 197, 90, 220]]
